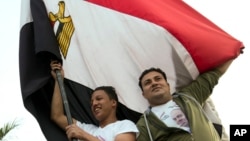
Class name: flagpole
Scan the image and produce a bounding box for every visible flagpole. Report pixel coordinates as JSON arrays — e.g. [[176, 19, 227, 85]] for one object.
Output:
[[55, 70, 77, 141]]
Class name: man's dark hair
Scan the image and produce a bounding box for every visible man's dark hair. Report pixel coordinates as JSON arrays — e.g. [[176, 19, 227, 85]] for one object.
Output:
[[93, 86, 118, 102], [138, 67, 167, 90]]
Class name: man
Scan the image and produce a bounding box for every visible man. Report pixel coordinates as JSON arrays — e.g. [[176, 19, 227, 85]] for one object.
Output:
[[50, 61, 138, 141], [170, 108, 189, 128], [136, 59, 233, 141]]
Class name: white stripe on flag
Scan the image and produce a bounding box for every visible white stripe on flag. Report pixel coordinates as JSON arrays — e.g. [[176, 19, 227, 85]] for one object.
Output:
[[44, 0, 199, 112], [20, 0, 33, 27]]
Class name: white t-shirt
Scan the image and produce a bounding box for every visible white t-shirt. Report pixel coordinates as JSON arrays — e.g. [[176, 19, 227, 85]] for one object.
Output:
[[151, 100, 191, 132], [76, 119, 139, 141]]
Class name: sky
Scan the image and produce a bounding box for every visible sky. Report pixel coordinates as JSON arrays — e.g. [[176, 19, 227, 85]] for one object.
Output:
[[0, 0, 249, 140]]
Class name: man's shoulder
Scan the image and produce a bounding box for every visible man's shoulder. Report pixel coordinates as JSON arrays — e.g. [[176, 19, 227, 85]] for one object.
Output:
[[136, 113, 146, 125], [118, 119, 136, 125]]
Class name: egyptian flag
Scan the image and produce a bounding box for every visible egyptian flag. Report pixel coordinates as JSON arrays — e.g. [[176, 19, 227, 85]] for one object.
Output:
[[19, 0, 243, 140]]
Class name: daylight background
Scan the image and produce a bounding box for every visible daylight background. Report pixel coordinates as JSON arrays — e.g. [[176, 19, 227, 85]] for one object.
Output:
[[0, 0, 249, 140]]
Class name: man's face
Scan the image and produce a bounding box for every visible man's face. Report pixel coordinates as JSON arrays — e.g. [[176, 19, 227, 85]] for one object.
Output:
[[91, 90, 116, 122], [141, 71, 171, 106], [171, 109, 189, 127]]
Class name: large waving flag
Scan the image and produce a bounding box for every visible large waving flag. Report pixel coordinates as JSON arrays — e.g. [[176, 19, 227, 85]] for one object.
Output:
[[19, 0, 243, 140]]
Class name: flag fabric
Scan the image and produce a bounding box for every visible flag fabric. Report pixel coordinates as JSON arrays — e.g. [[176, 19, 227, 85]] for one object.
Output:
[[19, 0, 243, 140]]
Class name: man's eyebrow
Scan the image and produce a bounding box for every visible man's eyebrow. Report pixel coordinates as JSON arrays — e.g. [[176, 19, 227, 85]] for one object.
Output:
[[143, 79, 151, 83]]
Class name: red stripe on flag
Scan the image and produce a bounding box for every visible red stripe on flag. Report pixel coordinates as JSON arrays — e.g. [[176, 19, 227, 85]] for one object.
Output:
[[87, 0, 243, 73]]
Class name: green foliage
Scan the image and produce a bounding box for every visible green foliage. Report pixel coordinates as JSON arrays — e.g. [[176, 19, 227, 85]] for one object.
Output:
[[0, 120, 19, 140]]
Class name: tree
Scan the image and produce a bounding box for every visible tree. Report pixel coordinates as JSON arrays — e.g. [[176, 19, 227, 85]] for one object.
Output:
[[0, 120, 19, 140]]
